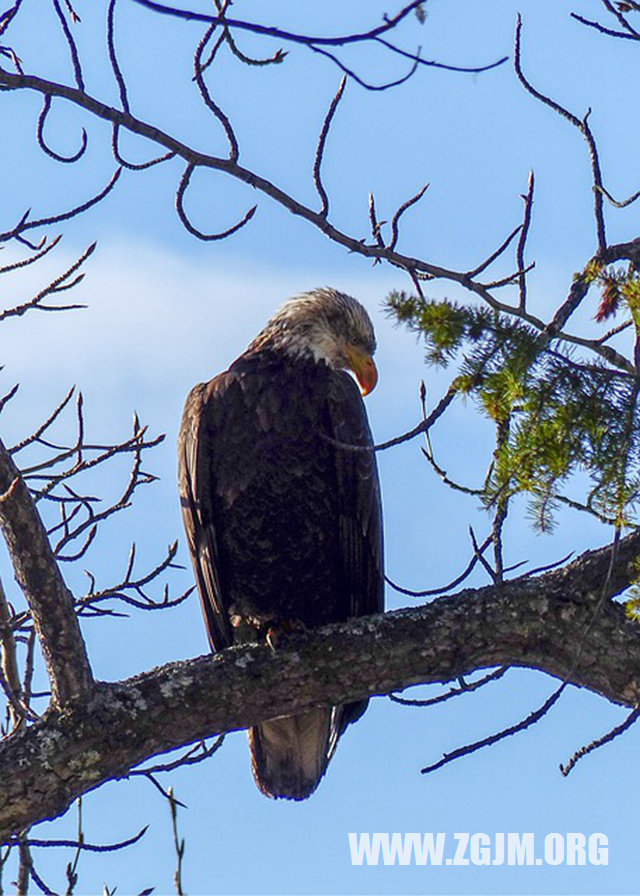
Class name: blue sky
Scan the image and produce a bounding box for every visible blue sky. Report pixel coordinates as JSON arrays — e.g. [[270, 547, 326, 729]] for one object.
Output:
[[1, 0, 640, 893]]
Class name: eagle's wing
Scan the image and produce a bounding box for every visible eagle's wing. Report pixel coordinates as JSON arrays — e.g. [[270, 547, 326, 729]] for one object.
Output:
[[328, 369, 384, 620], [178, 377, 233, 652], [326, 370, 384, 737]]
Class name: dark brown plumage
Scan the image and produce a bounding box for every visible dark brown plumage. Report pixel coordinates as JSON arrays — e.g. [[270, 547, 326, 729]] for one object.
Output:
[[178, 288, 383, 800]]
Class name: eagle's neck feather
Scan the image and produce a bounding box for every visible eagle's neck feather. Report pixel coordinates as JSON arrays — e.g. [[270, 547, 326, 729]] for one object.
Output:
[[247, 316, 337, 367]]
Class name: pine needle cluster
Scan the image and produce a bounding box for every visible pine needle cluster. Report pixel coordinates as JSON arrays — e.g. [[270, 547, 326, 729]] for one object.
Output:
[[386, 288, 640, 530]]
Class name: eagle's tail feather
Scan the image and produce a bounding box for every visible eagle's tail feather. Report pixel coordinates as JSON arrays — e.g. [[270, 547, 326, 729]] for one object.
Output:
[[249, 709, 334, 801]]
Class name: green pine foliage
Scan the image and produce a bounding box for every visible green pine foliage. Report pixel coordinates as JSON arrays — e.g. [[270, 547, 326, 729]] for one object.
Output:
[[386, 287, 640, 530]]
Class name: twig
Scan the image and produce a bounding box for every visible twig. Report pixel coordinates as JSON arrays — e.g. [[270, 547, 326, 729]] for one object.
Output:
[[368, 192, 385, 249], [465, 223, 522, 279], [194, 22, 239, 161], [389, 184, 429, 251], [421, 445, 484, 497], [560, 705, 640, 776], [516, 551, 575, 580], [596, 182, 640, 209], [210, 0, 286, 68], [374, 36, 508, 74], [0, 169, 122, 244], [37, 94, 87, 163], [0, 234, 61, 274], [324, 385, 457, 453], [65, 796, 83, 896], [175, 163, 257, 240], [16, 835, 32, 896], [309, 43, 420, 92], [107, 0, 175, 170], [571, 12, 637, 38], [514, 16, 607, 252], [12, 826, 149, 853], [168, 788, 185, 896], [517, 170, 535, 310], [391, 666, 508, 707], [131, 735, 225, 776], [385, 533, 492, 597], [0, 244, 94, 322], [130, 0, 428, 48], [313, 76, 347, 217], [421, 685, 565, 774], [51, 0, 84, 90]]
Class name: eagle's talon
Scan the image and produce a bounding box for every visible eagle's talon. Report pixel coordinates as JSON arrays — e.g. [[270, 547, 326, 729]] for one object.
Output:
[[266, 619, 307, 651], [266, 627, 278, 653]]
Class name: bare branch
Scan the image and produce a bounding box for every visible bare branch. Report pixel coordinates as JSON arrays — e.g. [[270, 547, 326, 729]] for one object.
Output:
[[0, 574, 37, 729], [421, 685, 566, 774], [571, 12, 637, 38], [386, 533, 492, 597], [16, 835, 32, 896], [0, 244, 94, 322], [374, 37, 509, 74], [211, 0, 286, 68], [309, 44, 421, 92], [175, 163, 257, 240], [325, 385, 458, 453], [51, 0, 84, 89], [391, 667, 508, 707], [12, 826, 148, 853], [10, 387, 75, 453], [193, 23, 239, 161], [0, 169, 122, 244], [129, 0, 427, 48], [480, 261, 535, 290], [314, 76, 347, 218], [368, 192, 385, 250], [36, 95, 87, 163], [0, 383, 19, 416], [420, 445, 484, 496], [516, 550, 575, 580], [168, 789, 185, 896], [517, 170, 535, 309], [560, 705, 640, 777], [600, 0, 640, 35], [107, 0, 176, 170], [514, 16, 607, 252], [76, 541, 192, 616], [389, 183, 429, 251], [0, 439, 93, 705], [597, 182, 640, 209], [0, 234, 62, 274], [596, 319, 633, 344], [131, 735, 225, 776], [465, 223, 523, 279]]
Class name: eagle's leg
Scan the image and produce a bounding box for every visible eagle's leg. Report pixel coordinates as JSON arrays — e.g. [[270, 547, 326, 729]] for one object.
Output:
[[228, 608, 307, 650], [265, 619, 308, 652]]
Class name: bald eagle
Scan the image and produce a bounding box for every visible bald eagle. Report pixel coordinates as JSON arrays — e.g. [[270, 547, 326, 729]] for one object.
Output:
[[178, 288, 383, 800]]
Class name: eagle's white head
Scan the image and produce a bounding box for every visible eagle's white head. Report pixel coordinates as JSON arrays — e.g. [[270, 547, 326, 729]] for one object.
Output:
[[250, 287, 378, 395]]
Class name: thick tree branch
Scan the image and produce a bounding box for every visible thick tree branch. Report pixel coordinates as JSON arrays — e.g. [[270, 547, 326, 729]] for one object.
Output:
[[0, 441, 93, 705], [1, 529, 640, 841]]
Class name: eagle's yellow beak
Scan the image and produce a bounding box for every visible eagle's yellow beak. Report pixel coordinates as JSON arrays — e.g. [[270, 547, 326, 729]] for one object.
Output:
[[346, 346, 378, 396]]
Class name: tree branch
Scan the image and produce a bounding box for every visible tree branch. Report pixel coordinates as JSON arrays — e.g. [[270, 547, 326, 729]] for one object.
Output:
[[0, 441, 93, 705], [1, 528, 640, 840]]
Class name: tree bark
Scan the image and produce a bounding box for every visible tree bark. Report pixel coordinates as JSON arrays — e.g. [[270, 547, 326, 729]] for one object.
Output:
[[1, 529, 639, 842]]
